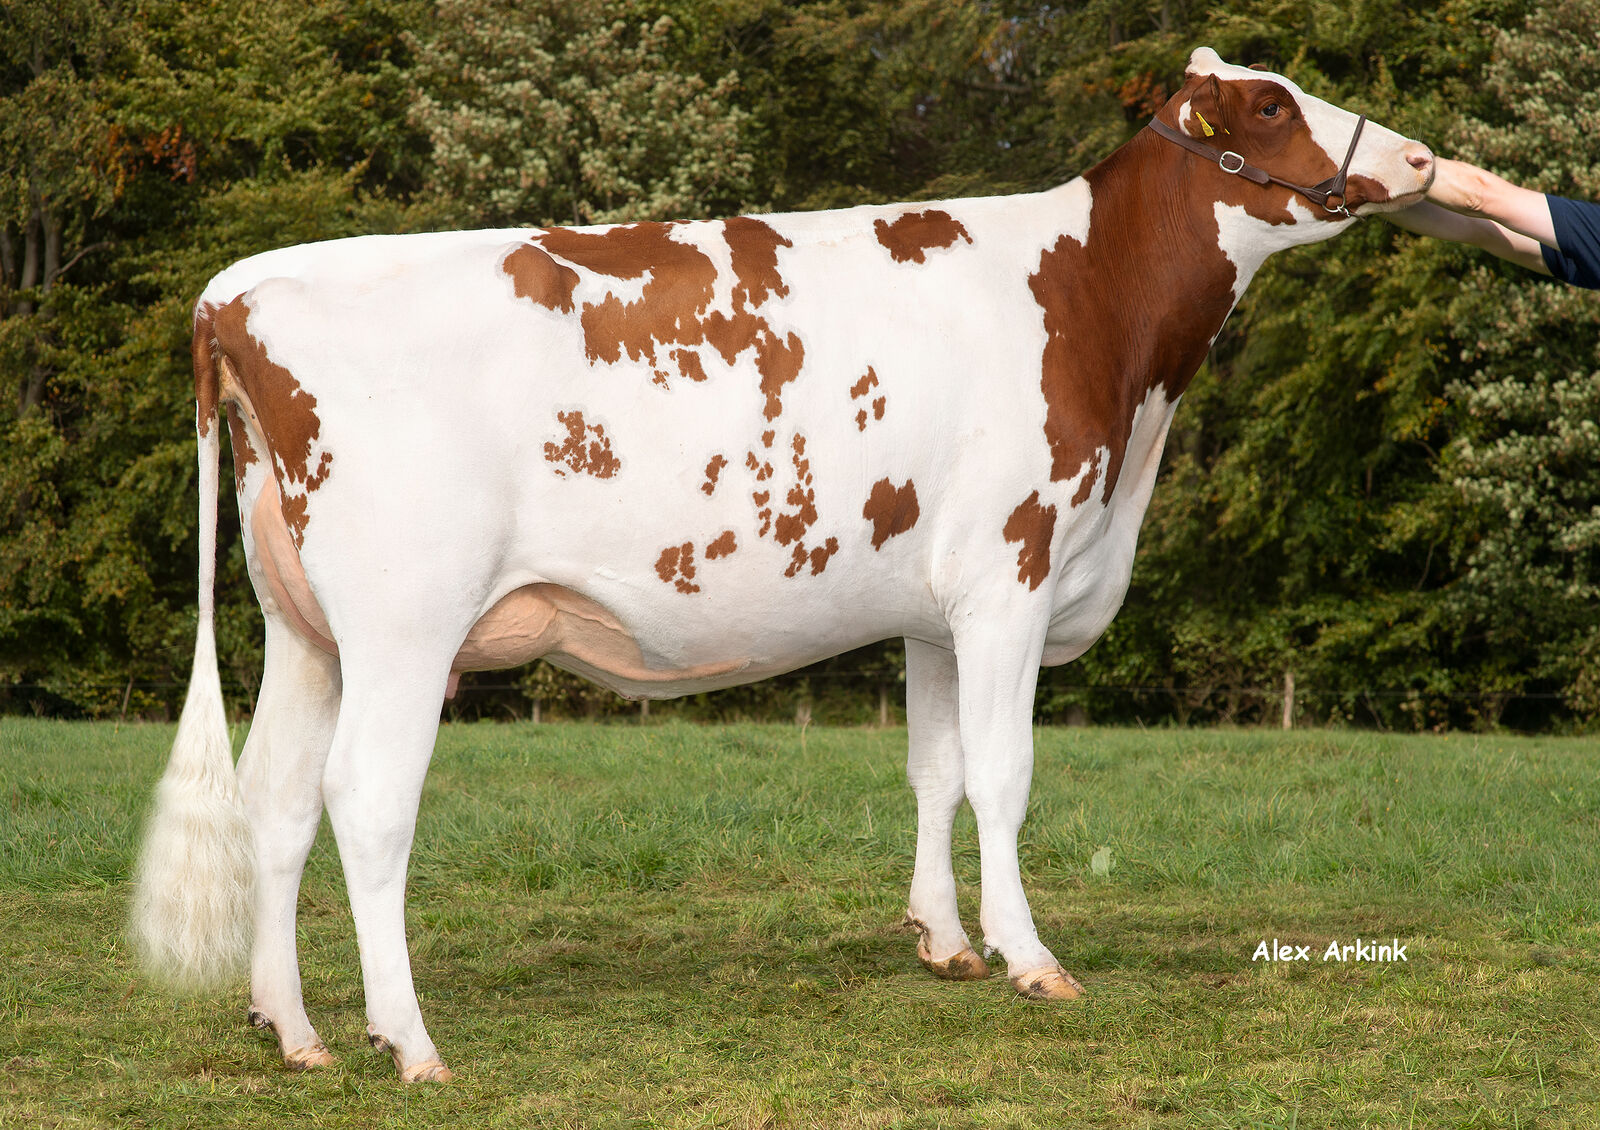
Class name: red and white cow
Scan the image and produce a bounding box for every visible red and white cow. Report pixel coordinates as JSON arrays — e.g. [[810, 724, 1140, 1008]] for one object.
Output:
[[133, 49, 1433, 1080]]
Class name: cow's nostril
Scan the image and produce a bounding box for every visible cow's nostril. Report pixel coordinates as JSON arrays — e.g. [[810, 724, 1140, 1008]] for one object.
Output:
[[1406, 148, 1434, 172]]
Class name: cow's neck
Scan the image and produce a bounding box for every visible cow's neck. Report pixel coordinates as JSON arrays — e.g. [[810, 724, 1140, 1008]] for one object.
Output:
[[1027, 129, 1302, 504], [1087, 128, 1286, 397]]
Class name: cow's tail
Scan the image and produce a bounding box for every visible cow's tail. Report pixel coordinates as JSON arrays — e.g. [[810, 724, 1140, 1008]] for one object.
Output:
[[129, 309, 254, 991]]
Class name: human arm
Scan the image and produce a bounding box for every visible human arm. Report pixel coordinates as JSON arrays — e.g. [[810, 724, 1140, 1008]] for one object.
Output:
[[1424, 157, 1558, 246], [1382, 198, 1552, 275], [1393, 156, 1600, 288]]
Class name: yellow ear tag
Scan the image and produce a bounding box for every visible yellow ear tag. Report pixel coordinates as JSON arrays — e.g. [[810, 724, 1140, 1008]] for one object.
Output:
[[1195, 110, 1216, 137]]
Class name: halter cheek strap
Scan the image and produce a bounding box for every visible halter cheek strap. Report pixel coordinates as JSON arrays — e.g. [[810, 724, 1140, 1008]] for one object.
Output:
[[1147, 113, 1368, 218]]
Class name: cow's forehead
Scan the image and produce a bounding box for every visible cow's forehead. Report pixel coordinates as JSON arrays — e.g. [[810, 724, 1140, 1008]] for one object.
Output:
[[1185, 46, 1306, 101], [1184, 46, 1366, 169]]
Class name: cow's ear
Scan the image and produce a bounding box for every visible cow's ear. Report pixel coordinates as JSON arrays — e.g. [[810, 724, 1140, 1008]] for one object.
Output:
[[1184, 74, 1229, 139]]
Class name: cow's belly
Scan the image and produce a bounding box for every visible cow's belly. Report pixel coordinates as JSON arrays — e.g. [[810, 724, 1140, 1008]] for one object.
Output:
[[247, 471, 878, 698]]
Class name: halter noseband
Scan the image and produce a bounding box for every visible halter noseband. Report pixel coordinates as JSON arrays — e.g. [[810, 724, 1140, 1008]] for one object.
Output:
[[1147, 112, 1368, 218]]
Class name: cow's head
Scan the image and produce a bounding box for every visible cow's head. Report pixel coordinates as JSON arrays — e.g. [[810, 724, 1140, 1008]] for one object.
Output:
[[1157, 48, 1432, 229]]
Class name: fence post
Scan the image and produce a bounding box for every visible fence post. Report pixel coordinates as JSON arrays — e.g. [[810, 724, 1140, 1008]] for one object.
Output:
[[1282, 670, 1295, 731]]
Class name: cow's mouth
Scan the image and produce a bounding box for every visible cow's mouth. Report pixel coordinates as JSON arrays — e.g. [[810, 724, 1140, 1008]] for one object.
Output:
[[1352, 189, 1426, 216]]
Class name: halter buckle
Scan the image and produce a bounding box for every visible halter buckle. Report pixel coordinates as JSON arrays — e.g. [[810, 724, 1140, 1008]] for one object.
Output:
[[1219, 151, 1246, 175]]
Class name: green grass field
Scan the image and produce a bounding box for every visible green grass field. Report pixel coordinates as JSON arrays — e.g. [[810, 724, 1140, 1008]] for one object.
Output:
[[3, 719, 1599, 1128]]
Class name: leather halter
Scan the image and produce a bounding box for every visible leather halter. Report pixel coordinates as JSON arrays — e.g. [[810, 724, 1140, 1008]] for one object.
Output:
[[1147, 112, 1368, 218]]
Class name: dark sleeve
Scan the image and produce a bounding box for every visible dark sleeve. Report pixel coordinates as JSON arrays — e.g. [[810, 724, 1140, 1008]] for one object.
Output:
[[1540, 194, 1600, 289]]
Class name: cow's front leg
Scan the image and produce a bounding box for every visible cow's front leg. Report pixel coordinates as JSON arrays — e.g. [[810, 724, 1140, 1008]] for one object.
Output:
[[321, 653, 455, 1082], [953, 618, 1083, 1001], [903, 637, 988, 980]]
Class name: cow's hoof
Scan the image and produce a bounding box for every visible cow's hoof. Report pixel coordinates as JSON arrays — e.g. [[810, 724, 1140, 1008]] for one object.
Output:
[[904, 913, 990, 981], [917, 935, 991, 981], [1010, 966, 1085, 1001], [250, 1009, 336, 1070], [401, 1058, 455, 1083], [369, 1025, 453, 1083], [284, 1042, 337, 1071]]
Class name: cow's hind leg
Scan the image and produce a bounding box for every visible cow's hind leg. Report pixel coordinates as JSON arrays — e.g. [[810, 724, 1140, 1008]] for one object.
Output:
[[321, 646, 455, 1082], [236, 617, 342, 1070], [954, 616, 1083, 1001], [903, 638, 988, 980]]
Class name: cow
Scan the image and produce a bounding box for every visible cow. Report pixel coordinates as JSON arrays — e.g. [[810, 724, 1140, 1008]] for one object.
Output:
[[131, 48, 1434, 1081]]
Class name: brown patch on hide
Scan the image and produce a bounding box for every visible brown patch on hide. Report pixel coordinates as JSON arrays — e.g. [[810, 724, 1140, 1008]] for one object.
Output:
[[862, 478, 920, 550], [225, 405, 258, 491], [752, 488, 772, 538], [528, 218, 804, 418], [772, 434, 817, 548], [850, 367, 882, 431], [702, 454, 728, 496], [211, 297, 333, 549], [873, 210, 973, 264], [1025, 86, 1258, 505], [723, 215, 792, 311], [544, 410, 620, 479], [673, 348, 707, 383], [786, 536, 839, 578], [192, 307, 219, 438], [536, 223, 714, 382], [740, 432, 834, 578], [654, 541, 700, 594], [705, 530, 737, 559], [502, 243, 579, 313], [753, 330, 804, 422], [1003, 491, 1056, 591]]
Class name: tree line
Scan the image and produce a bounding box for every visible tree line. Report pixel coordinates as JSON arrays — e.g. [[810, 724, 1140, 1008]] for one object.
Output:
[[2, 0, 1596, 730]]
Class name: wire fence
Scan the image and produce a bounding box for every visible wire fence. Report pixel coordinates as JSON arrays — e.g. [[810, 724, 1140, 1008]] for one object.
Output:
[[0, 670, 1578, 731], [0, 677, 1570, 697]]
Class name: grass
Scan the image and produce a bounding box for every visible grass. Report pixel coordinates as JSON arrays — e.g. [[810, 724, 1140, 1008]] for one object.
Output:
[[2, 719, 1599, 1127]]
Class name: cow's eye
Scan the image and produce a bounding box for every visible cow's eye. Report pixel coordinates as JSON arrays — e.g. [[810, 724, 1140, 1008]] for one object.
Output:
[[1261, 103, 1282, 119]]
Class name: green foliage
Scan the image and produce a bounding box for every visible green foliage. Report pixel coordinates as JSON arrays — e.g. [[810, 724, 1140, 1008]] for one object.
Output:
[[1440, 0, 1600, 716], [0, 0, 430, 716], [408, 0, 755, 225], [0, 0, 1595, 728]]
